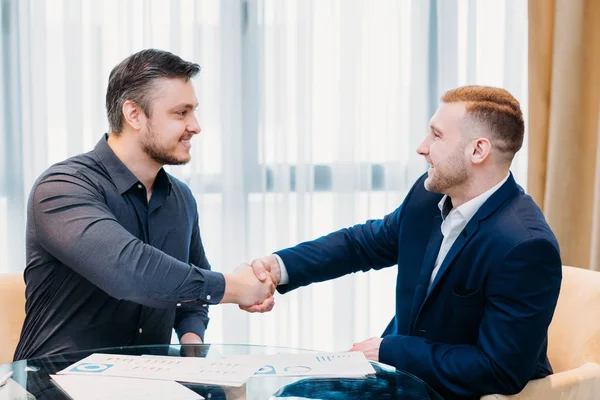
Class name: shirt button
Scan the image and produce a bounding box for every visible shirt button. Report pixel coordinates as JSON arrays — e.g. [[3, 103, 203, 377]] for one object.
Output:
[[206, 295, 211, 301], [139, 328, 143, 334], [202, 304, 208, 308], [137, 184, 143, 189], [176, 303, 182, 307]]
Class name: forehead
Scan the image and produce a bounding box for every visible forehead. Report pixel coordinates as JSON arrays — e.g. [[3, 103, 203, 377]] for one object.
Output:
[[151, 77, 198, 106], [429, 102, 467, 133]]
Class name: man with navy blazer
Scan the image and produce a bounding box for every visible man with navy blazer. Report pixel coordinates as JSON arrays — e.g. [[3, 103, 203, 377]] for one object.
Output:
[[247, 86, 562, 400]]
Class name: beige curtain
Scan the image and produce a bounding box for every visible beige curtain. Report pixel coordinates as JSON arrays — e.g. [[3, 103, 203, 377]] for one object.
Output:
[[528, 0, 600, 271]]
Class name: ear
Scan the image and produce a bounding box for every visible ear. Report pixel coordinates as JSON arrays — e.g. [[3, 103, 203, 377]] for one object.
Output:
[[470, 137, 492, 165], [122, 100, 145, 131]]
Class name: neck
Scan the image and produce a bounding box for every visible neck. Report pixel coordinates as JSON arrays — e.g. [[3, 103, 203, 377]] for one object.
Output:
[[107, 131, 162, 195], [446, 168, 509, 208]]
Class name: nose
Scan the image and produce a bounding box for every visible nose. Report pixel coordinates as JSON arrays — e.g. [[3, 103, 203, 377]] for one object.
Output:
[[188, 115, 201, 135], [416, 137, 429, 156]]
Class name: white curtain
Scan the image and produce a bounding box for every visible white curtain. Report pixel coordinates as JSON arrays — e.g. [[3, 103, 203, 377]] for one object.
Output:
[[0, 0, 528, 352]]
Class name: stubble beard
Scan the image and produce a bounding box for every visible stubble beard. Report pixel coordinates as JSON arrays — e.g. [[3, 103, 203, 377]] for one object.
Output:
[[141, 122, 190, 166]]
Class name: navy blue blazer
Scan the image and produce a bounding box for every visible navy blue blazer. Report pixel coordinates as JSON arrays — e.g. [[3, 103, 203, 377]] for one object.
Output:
[[276, 173, 562, 400]]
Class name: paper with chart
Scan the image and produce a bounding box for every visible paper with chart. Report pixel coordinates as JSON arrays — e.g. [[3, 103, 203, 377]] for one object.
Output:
[[57, 353, 264, 387], [251, 351, 376, 378], [50, 375, 202, 400]]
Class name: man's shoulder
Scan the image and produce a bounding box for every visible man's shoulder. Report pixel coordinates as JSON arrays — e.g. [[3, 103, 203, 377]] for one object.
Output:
[[34, 150, 101, 188], [483, 192, 559, 253]]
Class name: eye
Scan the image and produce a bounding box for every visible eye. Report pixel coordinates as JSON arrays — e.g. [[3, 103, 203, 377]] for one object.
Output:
[[177, 110, 187, 117]]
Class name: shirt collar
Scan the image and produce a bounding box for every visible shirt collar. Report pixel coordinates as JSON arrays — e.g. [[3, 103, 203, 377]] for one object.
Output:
[[94, 133, 172, 196], [437, 172, 511, 221]]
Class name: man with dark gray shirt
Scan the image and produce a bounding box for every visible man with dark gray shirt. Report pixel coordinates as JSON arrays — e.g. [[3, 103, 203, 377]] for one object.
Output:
[[14, 49, 274, 360]]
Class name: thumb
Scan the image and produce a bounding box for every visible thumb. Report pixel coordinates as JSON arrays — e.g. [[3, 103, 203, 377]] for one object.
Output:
[[251, 259, 268, 281]]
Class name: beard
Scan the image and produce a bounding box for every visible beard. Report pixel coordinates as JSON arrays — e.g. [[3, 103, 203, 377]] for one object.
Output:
[[141, 122, 190, 166], [424, 142, 469, 194]]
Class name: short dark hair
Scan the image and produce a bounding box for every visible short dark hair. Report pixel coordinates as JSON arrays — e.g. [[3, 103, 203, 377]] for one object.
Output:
[[106, 49, 201, 134], [441, 85, 524, 159]]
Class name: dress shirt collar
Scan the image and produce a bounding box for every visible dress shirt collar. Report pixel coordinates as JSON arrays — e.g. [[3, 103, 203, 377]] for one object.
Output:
[[94, 133, 172, 196], [437, 172, 511, 221]]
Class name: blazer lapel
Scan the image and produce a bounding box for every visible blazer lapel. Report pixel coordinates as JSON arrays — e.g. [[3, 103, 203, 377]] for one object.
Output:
[[426, 218, 480, 297], [424, 173, 522, 300], [408, 215, 444, 328]]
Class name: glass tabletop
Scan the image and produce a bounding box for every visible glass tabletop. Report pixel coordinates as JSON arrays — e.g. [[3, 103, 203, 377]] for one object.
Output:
[[0, 344, 443, 399]]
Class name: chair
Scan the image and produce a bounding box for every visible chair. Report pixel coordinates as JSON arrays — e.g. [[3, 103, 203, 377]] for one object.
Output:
[[0, 273, 26, 364], [482, 265, 600, 400]]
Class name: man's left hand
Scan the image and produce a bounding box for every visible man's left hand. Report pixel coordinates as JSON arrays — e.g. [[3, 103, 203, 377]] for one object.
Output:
[[349, 337, 383, 362]]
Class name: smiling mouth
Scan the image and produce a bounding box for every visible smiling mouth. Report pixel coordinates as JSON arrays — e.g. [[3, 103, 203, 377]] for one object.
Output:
[[180, 138, 192, 148]]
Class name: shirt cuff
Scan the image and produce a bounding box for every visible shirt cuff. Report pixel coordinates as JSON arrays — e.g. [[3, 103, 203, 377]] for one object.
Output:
[[273, 253, 289, 285], [194, 268, 226, 304]]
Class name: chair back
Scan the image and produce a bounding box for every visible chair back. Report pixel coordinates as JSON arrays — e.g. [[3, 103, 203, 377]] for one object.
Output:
[[0, 272, 26, 364], [548, 265, 600, 372]]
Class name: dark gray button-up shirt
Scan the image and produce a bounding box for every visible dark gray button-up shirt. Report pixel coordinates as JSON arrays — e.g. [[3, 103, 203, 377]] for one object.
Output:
[[14, 135, 225, 360]]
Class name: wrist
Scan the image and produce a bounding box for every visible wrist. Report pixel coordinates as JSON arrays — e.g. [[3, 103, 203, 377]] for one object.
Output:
[[221, 273, 239, 304], [269, 254, 283, 284]]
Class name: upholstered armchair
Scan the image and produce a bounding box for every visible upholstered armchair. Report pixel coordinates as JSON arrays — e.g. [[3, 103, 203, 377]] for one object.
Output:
[[482, 266, 600, 400], [0, 273, 26, 364]]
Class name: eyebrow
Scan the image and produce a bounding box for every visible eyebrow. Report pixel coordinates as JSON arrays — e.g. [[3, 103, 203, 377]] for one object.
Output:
[[430, 125, 443, 135], [172, 103, 199, 111]]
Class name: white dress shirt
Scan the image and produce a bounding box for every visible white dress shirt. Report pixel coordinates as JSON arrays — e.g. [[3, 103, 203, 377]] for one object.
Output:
[[428, 173, 510, 288], [275, 173, 510, 288]]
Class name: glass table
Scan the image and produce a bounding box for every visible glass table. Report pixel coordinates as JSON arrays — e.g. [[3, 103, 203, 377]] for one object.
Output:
[[0, 344, 443, 399]]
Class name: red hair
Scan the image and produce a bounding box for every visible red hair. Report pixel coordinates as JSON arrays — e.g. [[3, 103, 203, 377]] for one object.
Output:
[[442, 85, 524, 156]]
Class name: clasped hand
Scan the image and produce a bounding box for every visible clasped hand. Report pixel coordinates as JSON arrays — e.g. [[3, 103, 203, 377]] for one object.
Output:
[[237, 255, 282, 313], [221, 263, 276, 309]]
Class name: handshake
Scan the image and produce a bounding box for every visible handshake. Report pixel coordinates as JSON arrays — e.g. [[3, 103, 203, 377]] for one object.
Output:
[[219, 255, 281, 313]]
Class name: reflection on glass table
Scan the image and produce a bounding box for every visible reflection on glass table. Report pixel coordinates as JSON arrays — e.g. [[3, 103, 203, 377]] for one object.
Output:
[[0, 344, 443, 400]]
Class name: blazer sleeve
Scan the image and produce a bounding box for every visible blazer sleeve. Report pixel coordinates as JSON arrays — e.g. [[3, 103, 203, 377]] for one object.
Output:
[[379, 237, 562, 398], [274, 175, 427, 293]]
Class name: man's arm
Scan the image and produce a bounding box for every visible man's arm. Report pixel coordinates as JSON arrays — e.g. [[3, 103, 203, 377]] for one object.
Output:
[[32, 172, 273, 309], [243, 210, 402, 313], [379, 238, 562, 398], [275, 206, 403, 293], [245, 174, 428, 313], [175, 212, 211, 342]]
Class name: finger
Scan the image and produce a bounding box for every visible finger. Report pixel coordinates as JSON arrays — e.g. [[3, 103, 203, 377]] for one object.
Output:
[[250, 259, 268, 281], [258, 296, 276, 313], [254, 295, 274, 308], [241, 299, 272, 313], [262, 296, 275, 312], [246, 304, 266, 313], [241, 304, 266, 313]]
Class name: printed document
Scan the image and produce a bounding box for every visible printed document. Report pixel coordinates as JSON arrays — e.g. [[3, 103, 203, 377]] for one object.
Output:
[[51, 375, 202, 400], [57, 353, 264, 387]]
